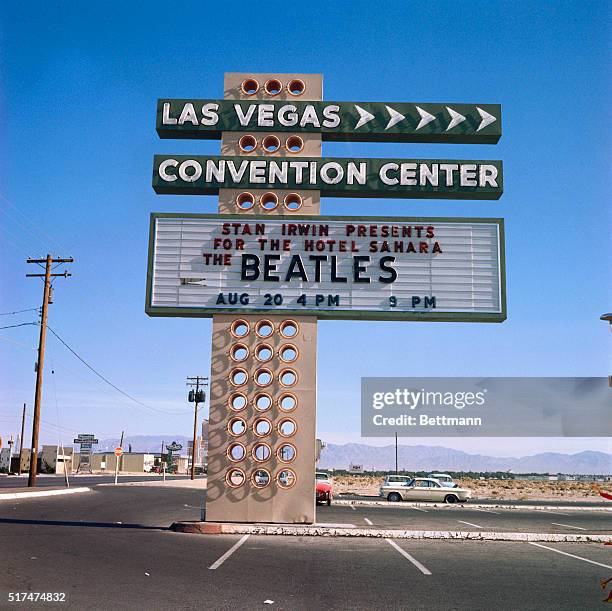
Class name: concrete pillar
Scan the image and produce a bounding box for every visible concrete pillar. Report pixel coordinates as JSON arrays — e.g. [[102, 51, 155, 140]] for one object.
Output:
[[205, 73, 322, 524]]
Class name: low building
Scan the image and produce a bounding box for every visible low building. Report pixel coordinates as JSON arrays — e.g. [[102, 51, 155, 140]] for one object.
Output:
[[10, 449, 31, 473], [187, 437, 207, 469], [40, 445, 75, 474], [175, 455, 189, 474], [0, 448, 11, 471], [315, 439, 326, 463], [90, 452, 155, 473]]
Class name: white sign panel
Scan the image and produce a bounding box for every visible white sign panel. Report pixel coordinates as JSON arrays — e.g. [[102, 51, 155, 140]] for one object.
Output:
[[146, 214, 505, 322]]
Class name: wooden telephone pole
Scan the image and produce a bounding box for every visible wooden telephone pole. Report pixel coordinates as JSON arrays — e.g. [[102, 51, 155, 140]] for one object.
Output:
[[186, 376, 208, 480], [26, 255, 73, 487], [18, 403, 26, 475]]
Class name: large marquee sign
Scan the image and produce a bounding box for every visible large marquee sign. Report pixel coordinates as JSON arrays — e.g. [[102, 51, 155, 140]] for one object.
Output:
[[157, 99, 501, 144], [148, 72, 506, 527], [146, 213, 506, 322], [153, 155, 503, 200]]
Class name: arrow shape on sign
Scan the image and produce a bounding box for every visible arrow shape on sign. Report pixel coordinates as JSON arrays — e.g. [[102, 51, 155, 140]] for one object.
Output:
[[354, 105, 375, 129], [415, 106, 436, 130], [476, 107, 497, 131], [445, 106, 466, 131], [384, 105, 406, 130]]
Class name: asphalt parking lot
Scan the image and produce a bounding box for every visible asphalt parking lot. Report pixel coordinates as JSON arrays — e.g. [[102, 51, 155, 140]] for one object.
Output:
[[191, 535, 612, 610], [1, 486, 610, 609], [320, 502, 612, 534]]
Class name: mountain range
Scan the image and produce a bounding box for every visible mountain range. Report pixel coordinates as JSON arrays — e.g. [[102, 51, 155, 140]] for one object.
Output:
[[317, 443, 612, 474], [90, 436, 612, 475]]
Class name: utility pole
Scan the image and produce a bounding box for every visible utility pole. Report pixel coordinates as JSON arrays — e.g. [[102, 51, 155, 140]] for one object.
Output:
[[114, 430, 124, 485], [395, 431, 398, 475], [26, 254, 73, 487], [60, 441, 69, 488], [7, 436, 14, 471], [18, 403, 26, 476], [161, 440, 166, 481], [187, 376, 208, 480]]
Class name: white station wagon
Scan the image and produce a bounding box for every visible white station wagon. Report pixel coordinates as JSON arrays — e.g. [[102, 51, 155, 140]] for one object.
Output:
[[428, 473, 456, 488], [380, 477, 471, 504]]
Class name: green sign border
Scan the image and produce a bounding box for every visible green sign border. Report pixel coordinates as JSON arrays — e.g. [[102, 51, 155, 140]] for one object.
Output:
[[156, 99, 502, 144], [145, 213, 506, 323], [152, 155, 503, 200]]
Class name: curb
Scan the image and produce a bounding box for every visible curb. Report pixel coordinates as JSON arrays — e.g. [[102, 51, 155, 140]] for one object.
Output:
[[0, 487, 91, 501], [170, 521, 611, 543], [333, 499, 612, 512], [97, 480, 207, 489]]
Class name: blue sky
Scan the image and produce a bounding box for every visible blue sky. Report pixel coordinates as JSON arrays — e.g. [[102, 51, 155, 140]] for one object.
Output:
[[0, 1, 609, 457]]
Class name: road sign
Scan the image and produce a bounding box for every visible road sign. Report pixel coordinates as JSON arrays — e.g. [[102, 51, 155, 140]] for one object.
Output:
[[74, 436, 98, 444], [74, 434, 97, 474], [153, 155, 503, 200], [114, 447, 123, 457], [157, 99, 501, 144], [146, 213, 506, 323]]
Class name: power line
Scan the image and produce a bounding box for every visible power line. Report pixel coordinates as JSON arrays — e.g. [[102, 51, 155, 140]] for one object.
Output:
[[0, 214, 41, 255], [0, 322, 38, 330], [46, 325, 191, 416], [0, 320, 190, 417], [27, 413, 79, 436], [45, 346, 166, 415], [0, 191, 67, 254], [0, 224, 33, 255], [0, 335, 37, 350], [0, 307, 40, 316], [0, 413, 79, 436]]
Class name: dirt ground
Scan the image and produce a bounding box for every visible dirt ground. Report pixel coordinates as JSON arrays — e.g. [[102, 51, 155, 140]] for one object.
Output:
[[332, 474, 609, 502]]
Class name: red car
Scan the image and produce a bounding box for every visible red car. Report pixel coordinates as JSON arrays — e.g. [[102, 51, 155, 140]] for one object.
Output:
[[315, 472, 333, 505]]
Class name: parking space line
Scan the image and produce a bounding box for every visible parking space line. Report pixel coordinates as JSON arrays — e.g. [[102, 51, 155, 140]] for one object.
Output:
[[536, 510, 570, 516], [528, 542, 612, 569], [385, 539, 432, 575], [350, 505, 357, 511], [458, 520, 483, 529], [364, 517, 373, 526], [550, 522, 587, 531], [208, 534, 250, 570], [411, 506, 429, 512], [473, 508, 500, 514]]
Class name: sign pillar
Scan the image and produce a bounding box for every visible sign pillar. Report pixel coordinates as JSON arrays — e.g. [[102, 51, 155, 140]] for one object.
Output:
[[205, 73, 322, 523], [74, 434, 98, 474]]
